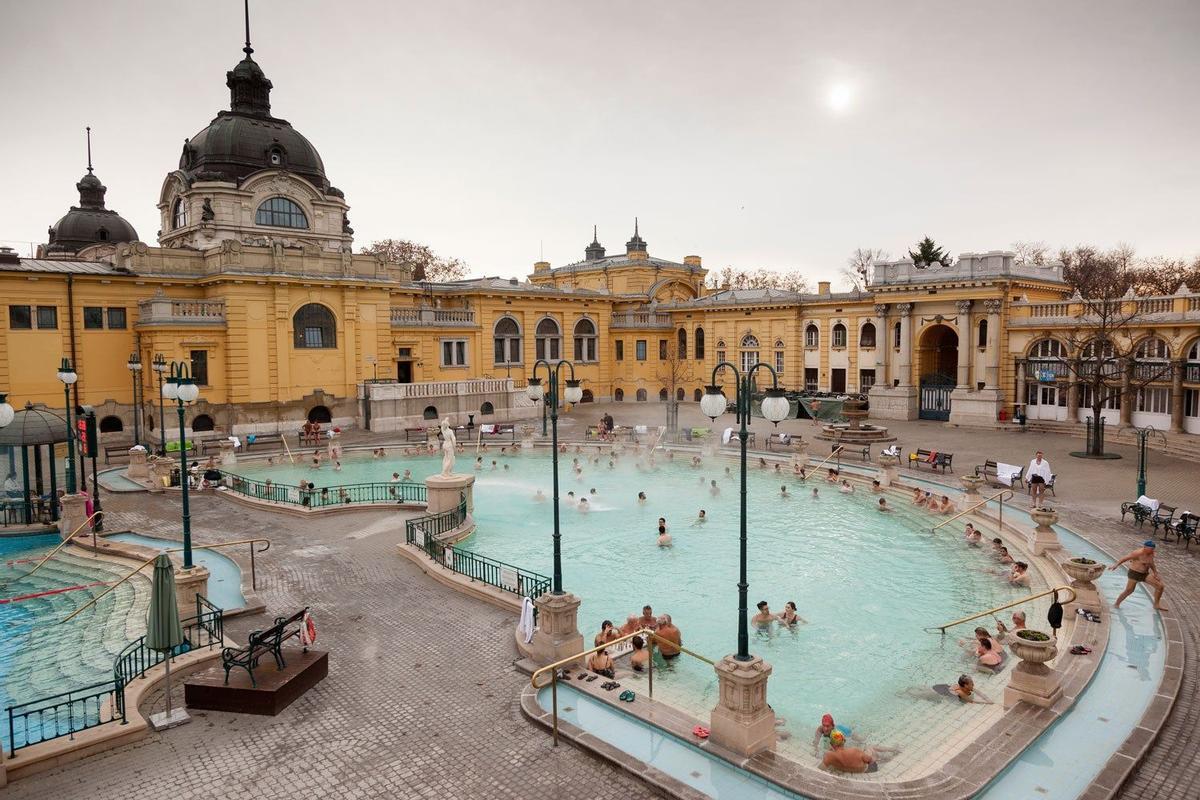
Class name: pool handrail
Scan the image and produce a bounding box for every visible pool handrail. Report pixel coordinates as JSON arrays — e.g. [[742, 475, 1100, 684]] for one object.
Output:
[[800, 445, 844, 480], [924, 585, 1077, 633], [59, 537, 271, 624], [931, 489, 1014, 533], [1, 511, 104, 588], [530, 626, 715, 747]]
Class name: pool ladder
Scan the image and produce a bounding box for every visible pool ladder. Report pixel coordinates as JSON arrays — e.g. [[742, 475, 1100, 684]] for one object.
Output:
[[931, 489, 1014, 533], [0, 511, 104, 589], [924, 585, 1077, 633]]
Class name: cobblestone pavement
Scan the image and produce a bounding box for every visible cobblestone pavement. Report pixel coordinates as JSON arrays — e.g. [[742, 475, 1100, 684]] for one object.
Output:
[[8, 404, 1196, 799]]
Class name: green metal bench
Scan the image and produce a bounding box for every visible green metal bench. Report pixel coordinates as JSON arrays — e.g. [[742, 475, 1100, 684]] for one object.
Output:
[[222, 607, 309, 687]]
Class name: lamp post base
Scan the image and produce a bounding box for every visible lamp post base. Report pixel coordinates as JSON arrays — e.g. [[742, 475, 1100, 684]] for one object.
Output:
[[174, 565, 210, 624], [149, 706, 192, 731], [709, 653, 776, 756]]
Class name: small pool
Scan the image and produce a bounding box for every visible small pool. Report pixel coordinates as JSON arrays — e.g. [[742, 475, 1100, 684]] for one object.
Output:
[[106, 533, 247, 612]]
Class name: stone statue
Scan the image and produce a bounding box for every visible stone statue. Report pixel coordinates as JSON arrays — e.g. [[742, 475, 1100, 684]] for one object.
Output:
[[439, 418, 457, 476], [201, 197, 215, 221]]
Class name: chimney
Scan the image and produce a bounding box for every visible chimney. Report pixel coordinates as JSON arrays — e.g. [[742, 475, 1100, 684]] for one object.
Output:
[[683, 255, 701, 266], [817, 280, 831, 295], [533, 260, 550, 272]]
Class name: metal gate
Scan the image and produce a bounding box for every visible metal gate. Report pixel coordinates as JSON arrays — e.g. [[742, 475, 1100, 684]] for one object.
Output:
[[919, 373, 955, 421]]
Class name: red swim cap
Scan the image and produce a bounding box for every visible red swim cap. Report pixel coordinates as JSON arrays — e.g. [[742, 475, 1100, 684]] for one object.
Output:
[[821, 713, 834, 727]]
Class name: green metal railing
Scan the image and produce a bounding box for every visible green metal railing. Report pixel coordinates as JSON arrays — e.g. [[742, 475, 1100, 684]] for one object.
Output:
[[226, 474, 427, 508], [405, 499, 552, 600], [5, 599, 224, 756]]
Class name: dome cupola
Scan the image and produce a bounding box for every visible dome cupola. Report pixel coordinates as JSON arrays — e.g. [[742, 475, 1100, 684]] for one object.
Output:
[[44, 127, 138, 256]]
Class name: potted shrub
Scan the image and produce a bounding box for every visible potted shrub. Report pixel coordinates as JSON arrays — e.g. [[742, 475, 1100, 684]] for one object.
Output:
[[1008, 627, 1058, 667], [1062, 556, 1105, 586]]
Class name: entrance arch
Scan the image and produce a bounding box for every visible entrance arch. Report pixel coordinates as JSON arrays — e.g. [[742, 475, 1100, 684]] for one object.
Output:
[[917, 324, 958, 421]]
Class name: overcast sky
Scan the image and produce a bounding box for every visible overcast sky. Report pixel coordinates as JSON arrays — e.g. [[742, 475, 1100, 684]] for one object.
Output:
[[2, 0, 1198, 284]]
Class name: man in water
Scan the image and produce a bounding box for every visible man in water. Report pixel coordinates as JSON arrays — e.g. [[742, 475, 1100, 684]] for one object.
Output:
[[1110, 540, 1168, 610], [655, 615, 682, 660], [692, 509, 707, 526], [578, 498, 589, 513], [751, 601, 775, 627], [1027, 450, 1053, 507], [1008, 561, 1030, 587], [637, 491, 647, 504], [812, 713, 852, 755], [780, 485, 791, 499], [638, 606, 658, 631], [709, 479, 720, 496], [877, 497, 894, 512], [822, 730, 897, 773]]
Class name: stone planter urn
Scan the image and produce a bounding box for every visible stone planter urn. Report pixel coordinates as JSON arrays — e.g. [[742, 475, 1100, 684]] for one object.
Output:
[[877, 453, 899, 487], [959, 474, 985, 499], [1028, 506, 1062, 556], [1004, 629, 1062, 708], [1061, 556, 1105, 614], [519, 424, 535, 450]]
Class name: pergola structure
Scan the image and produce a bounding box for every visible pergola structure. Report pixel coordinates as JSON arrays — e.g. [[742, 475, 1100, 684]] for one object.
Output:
[[0, 403, 69, 525]]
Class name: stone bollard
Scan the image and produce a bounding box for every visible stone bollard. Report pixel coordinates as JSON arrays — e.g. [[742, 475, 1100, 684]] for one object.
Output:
[[219, 439, 237, 468], [959, 474, 984, 501], [527, 592, 585, 667], [127, 446, 150, 481], [174, 563, 211, 624], [877, 454, 900, 487], [1004, 629, 1063, 708], [710, 654, 776, 756], [1061, 557, 1105, 614], [58, 493, 88, 540], [1029, 506, 1063, 556]]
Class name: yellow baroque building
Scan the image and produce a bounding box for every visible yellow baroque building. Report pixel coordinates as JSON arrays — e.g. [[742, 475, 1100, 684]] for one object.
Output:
[[3, 33, 1200, 444]]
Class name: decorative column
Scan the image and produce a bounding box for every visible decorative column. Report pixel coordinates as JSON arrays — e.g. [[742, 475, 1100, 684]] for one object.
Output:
[[173, 562, 210, 625], [710, 655, 776, 756], [1170, 360, 1185, 433], [1015, 359, 1027, 416], [58, 493, 88, 541], [984, 299, 1002, 388], [955, 300, 973, 389], [1119, 362, 1133, 426], [1028, 506, 1062, 555], [874, 304, 889, 386], [127, 446, 150, 481], [1004, 630, 1063, 709], [896, 303, 913, 387]]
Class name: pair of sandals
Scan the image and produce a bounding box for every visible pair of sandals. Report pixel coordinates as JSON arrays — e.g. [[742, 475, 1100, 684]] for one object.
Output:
[[617, 690, 635, 703], [1069, 645, 1094, 655], [600, 681, 622, 691]]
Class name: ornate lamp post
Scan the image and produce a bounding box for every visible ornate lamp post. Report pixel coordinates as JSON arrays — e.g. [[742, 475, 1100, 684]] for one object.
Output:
[[162, 362, 200, 568], [127, 351, 143, 447], [57, 357, 78, 493], [152, 353, 167, 455], [700, 364, 791, 660], [1133, 425, 1166, 498], [526, 361, 583, 594]]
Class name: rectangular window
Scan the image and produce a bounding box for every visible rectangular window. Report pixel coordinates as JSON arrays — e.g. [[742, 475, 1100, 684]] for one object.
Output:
[[190, 350, 209, 386], [636, 340, 647, 361], [8, 305, 31, 329], [832, 326, 847, 348], [37, 306, 58, 329], [1185, 388, 1198, 419], [860, 369, 876, 390], [304, 327, 324, 348], [107, 307, 127, 329], [83, 306, 104, 329], [774, 350, 784, 374], [1136, 387, 1169, 414], [615, 340, 624, 361], [1079, 385, 1120, 410], [441, 339, 468, 367], [804, 367, 819, 393], [659, 339, 668, 360]]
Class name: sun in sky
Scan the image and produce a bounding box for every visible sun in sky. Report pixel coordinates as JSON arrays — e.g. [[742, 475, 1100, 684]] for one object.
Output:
[[827, 83, 854, 113]]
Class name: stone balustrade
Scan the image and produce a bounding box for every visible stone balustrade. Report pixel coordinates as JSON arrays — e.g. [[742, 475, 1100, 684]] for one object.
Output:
[[390, 307, 477, 327], [610, 311, 672, 329], [137, 297, 226, 326]]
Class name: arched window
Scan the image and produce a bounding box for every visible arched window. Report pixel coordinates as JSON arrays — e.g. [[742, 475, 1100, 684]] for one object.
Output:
[[480, 401, 495, 416], [740, 334, 760, 373], [805, 324, 819, 348], [693, 387, 703, 401], [581, 389, 595, 403], [893, 322, 901, 349], [677, 328, 688, 360], [831, 323, 847, 349], [99, 415, 124, 433], [636, 388, 648, 402], [1029, 338, 1064, 360], [423, 405, 438, 420], [716, 340, 726, 364], [493, 317, 522, 365], [255, 197, 309, 229], [1189, 340, 1200, 362], [97, 228, 109, 241], [676, 388, 685, 401], [192, 414, 215, 432], [659, 388, 669, 402], [978, 319, 988, 348], [535, 317, 561, 361], [615, 388, 625, 402], [1135, 336, 1172, 381], [293, 303, 337, 348], [859, 322, 876, 348], [694, 327, 705, 360], [1135, 336, 1170, 362], [573, 318, 597, 362], [307, 406, 332, 424], [172, 197, 187, 229], [774, 339, 785, 374]]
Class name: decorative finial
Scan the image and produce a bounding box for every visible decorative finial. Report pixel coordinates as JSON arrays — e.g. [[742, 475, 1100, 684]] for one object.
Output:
[[634, 216, 639, 236], [243, 0, 253, 57], [593, 224, 598, 243], [86, 126, 93, 174]]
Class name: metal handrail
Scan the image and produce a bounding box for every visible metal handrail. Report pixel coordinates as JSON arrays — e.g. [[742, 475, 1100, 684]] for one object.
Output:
[[60, 538, 270, 624], [931, 489, 1014, 532], [924, 585, 1077, 633], [1, 511, 104, 588], [529, 627, 716, 747], [225, 473, 427, 508], [800, 445, 844, 480]]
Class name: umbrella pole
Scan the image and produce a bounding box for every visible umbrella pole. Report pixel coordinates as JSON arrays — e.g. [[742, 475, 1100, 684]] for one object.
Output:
[[163, 654, 173, 718]]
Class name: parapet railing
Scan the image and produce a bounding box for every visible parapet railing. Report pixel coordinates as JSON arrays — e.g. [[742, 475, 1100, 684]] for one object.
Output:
[[931, 489, 1014, 533], [405, 499, 551, 601], [225, 474, 427, 508], [5, 597, 224, 756], [924, 585, 1077, 633], [0, 511, 104, 588], [529, 627, 715, 746]]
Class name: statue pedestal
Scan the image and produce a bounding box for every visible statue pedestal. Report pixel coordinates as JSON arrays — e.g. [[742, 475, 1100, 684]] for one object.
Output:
[[58, 493, 88, 539], [425, 473, 475, 515], [710, 654, 776, 756], [527, 592, 585, 667], [219, 440, 237, 468], [174, 565, 210, 623], [127, 448, 150, 480]]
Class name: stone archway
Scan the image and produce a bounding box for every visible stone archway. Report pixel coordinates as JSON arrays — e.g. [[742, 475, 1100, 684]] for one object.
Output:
[[917, 324, 958, 421]]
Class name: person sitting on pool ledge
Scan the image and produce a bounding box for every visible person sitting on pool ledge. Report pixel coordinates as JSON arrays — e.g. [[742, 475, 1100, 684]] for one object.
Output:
[[655, 615, 682, 660], [630, 635, 649, 672], [910, 487, 924, 505], [778, 601, 807, 625], [877, 497, 894, 512], [588, 648, 615, 679], [822, 730, 897, 773], [752, 601, 775, 627]]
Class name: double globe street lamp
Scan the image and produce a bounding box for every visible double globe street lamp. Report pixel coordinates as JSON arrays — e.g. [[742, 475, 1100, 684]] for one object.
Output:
[[161, 362, 200, 569], [526, 360, 583, 595], [700, 362, 790, 661], [126, 352, 143, 448], [56, 358, 78, 494], [152, 353, 168, 455]]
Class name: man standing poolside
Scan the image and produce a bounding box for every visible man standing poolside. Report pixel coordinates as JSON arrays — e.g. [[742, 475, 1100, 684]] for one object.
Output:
[[1110, 541, 1168, 611], [1027, 450, 1052, 506]]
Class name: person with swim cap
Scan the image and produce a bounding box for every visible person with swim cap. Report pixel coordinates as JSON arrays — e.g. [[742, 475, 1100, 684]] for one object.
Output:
[[812, 713, 853, 755], [822, 729, 898, 773]]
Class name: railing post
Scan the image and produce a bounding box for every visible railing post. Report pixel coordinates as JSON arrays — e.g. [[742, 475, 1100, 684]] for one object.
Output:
[[551, 672, 559, 747]]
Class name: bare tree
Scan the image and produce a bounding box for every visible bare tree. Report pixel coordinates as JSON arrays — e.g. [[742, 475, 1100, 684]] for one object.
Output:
[[708, 267, 810, 293], [842, 247, 889, 290], [361, 239, 469, 282], [1011, 240, 1049, 265], [656, 342, 691, 433]]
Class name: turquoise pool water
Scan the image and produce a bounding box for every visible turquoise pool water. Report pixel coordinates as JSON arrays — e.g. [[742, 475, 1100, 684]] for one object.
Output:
[[0, 534, 151, 751], [235, 448, 1048, 760], [106, 533, 247, 611]]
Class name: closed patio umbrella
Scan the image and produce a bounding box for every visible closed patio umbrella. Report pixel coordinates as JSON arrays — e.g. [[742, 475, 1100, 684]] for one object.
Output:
[[146, 553, 190, 730]]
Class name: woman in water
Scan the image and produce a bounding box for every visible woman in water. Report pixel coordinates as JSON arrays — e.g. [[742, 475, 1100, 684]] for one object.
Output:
[[778, 601, 807, 625], [637, 491, 647, 504], [839, 479, 854, 494], [588, 648, 615, 679], [594, 620, 621, 647]]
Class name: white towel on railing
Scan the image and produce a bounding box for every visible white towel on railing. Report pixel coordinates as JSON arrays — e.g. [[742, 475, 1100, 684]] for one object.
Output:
[[996, 463, 1022, 486], [481, 424, 496, 434], [518, 596, 536, 643], [1136, 495, 1160, 512]]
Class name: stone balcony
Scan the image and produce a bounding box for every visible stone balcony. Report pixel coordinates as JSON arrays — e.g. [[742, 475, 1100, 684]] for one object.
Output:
[[390, 307, 478, 328], [1009, 292, 1200, 327], [610, 311, 673, 329], [136, 297, 226, 326]]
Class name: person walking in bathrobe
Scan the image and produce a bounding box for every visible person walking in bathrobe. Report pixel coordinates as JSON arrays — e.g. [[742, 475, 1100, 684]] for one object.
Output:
[[1027, 450, 1052, 506]]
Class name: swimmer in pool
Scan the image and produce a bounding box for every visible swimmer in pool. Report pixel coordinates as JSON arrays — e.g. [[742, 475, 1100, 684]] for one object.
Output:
[[751, 601, 775, 627], [777, 601, 807, 625], [692, 509, 707, 526], [931, 674, 993, 704], [533, 489, 546, 502], [839, 480, 853, 494], [780, 485, 791, 499], [822, 730, 898, 773], [877, 497, 894, 512], [637, 491, 647, 505], [710, 479, 720, 496], [813, 713, 853, 755]]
